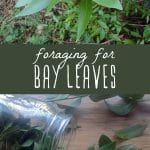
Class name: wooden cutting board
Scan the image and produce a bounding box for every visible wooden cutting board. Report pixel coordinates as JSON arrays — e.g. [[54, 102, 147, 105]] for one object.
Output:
[[67, 97, 150, 150]]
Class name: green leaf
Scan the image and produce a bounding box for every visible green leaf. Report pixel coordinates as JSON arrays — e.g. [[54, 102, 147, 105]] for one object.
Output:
[[99, 135, 112, 148], [16, 0, 50, 17], [93, 0, 123, 10], [105, 100, 135, 116], [77, 0, 92, 41], [115, 124, 147, 140], [46, 0, 60, 13], [100, 142, 116, 150], [100, 28, 106, 41], [28, 35, 48, 44], [21, 139, 33, 147], [98, 135, 116, 150], [123, 39, 135, 45], [143, 26, 150, 39], [109, 34, 121, 41], [99, 21, 108, 29], [15, 0, 32, 7], [69, 97, 82, 107], [117, 145, 142, 150], [131, 31, 141, 38]]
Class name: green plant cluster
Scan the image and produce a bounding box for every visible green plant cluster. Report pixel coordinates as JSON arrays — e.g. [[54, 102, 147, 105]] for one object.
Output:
[[14, 0, 123, 40], [0, 0, 149, 44], [0, 104, 59, 150]]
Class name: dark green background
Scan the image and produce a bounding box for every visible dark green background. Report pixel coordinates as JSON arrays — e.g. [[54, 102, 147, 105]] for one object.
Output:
[[0, 45, 149, 94]]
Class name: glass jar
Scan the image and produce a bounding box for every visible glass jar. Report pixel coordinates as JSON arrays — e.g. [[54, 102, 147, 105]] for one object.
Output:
[[0, 94, 73, 150]]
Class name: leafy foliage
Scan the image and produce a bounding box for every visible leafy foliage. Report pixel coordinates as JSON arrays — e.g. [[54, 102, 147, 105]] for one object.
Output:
[[0, 104, 61, 150], [115, 124, 147, 140], [104, 101, 136, 116], [0, 1, 149, 44], [15, 0, 123, 39], [88, 124, 146, 150], [98, 135, 112, 148]]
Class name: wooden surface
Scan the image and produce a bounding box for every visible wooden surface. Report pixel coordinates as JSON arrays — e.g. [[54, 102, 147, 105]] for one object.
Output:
[[66, 97, 150, 150]]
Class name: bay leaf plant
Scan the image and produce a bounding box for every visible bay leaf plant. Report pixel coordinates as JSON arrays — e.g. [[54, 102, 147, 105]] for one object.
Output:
[[15, 0, 123, 40]]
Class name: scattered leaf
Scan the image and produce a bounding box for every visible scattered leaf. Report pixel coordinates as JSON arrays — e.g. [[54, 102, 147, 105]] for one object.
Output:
[[117, 145, 142, 150], [100, 142, 116, 150], [115, 124, 147, 140], [99, 134, 112, 148], [105, 100, 135, 116]]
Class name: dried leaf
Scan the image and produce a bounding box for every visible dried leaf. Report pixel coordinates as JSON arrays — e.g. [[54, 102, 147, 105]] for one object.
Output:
[[115, 124, 147, 140], [105, 100, 135, 116]]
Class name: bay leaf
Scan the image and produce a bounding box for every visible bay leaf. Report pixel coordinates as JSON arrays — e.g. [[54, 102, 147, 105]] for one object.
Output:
[[115, 124, 147, 140]]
